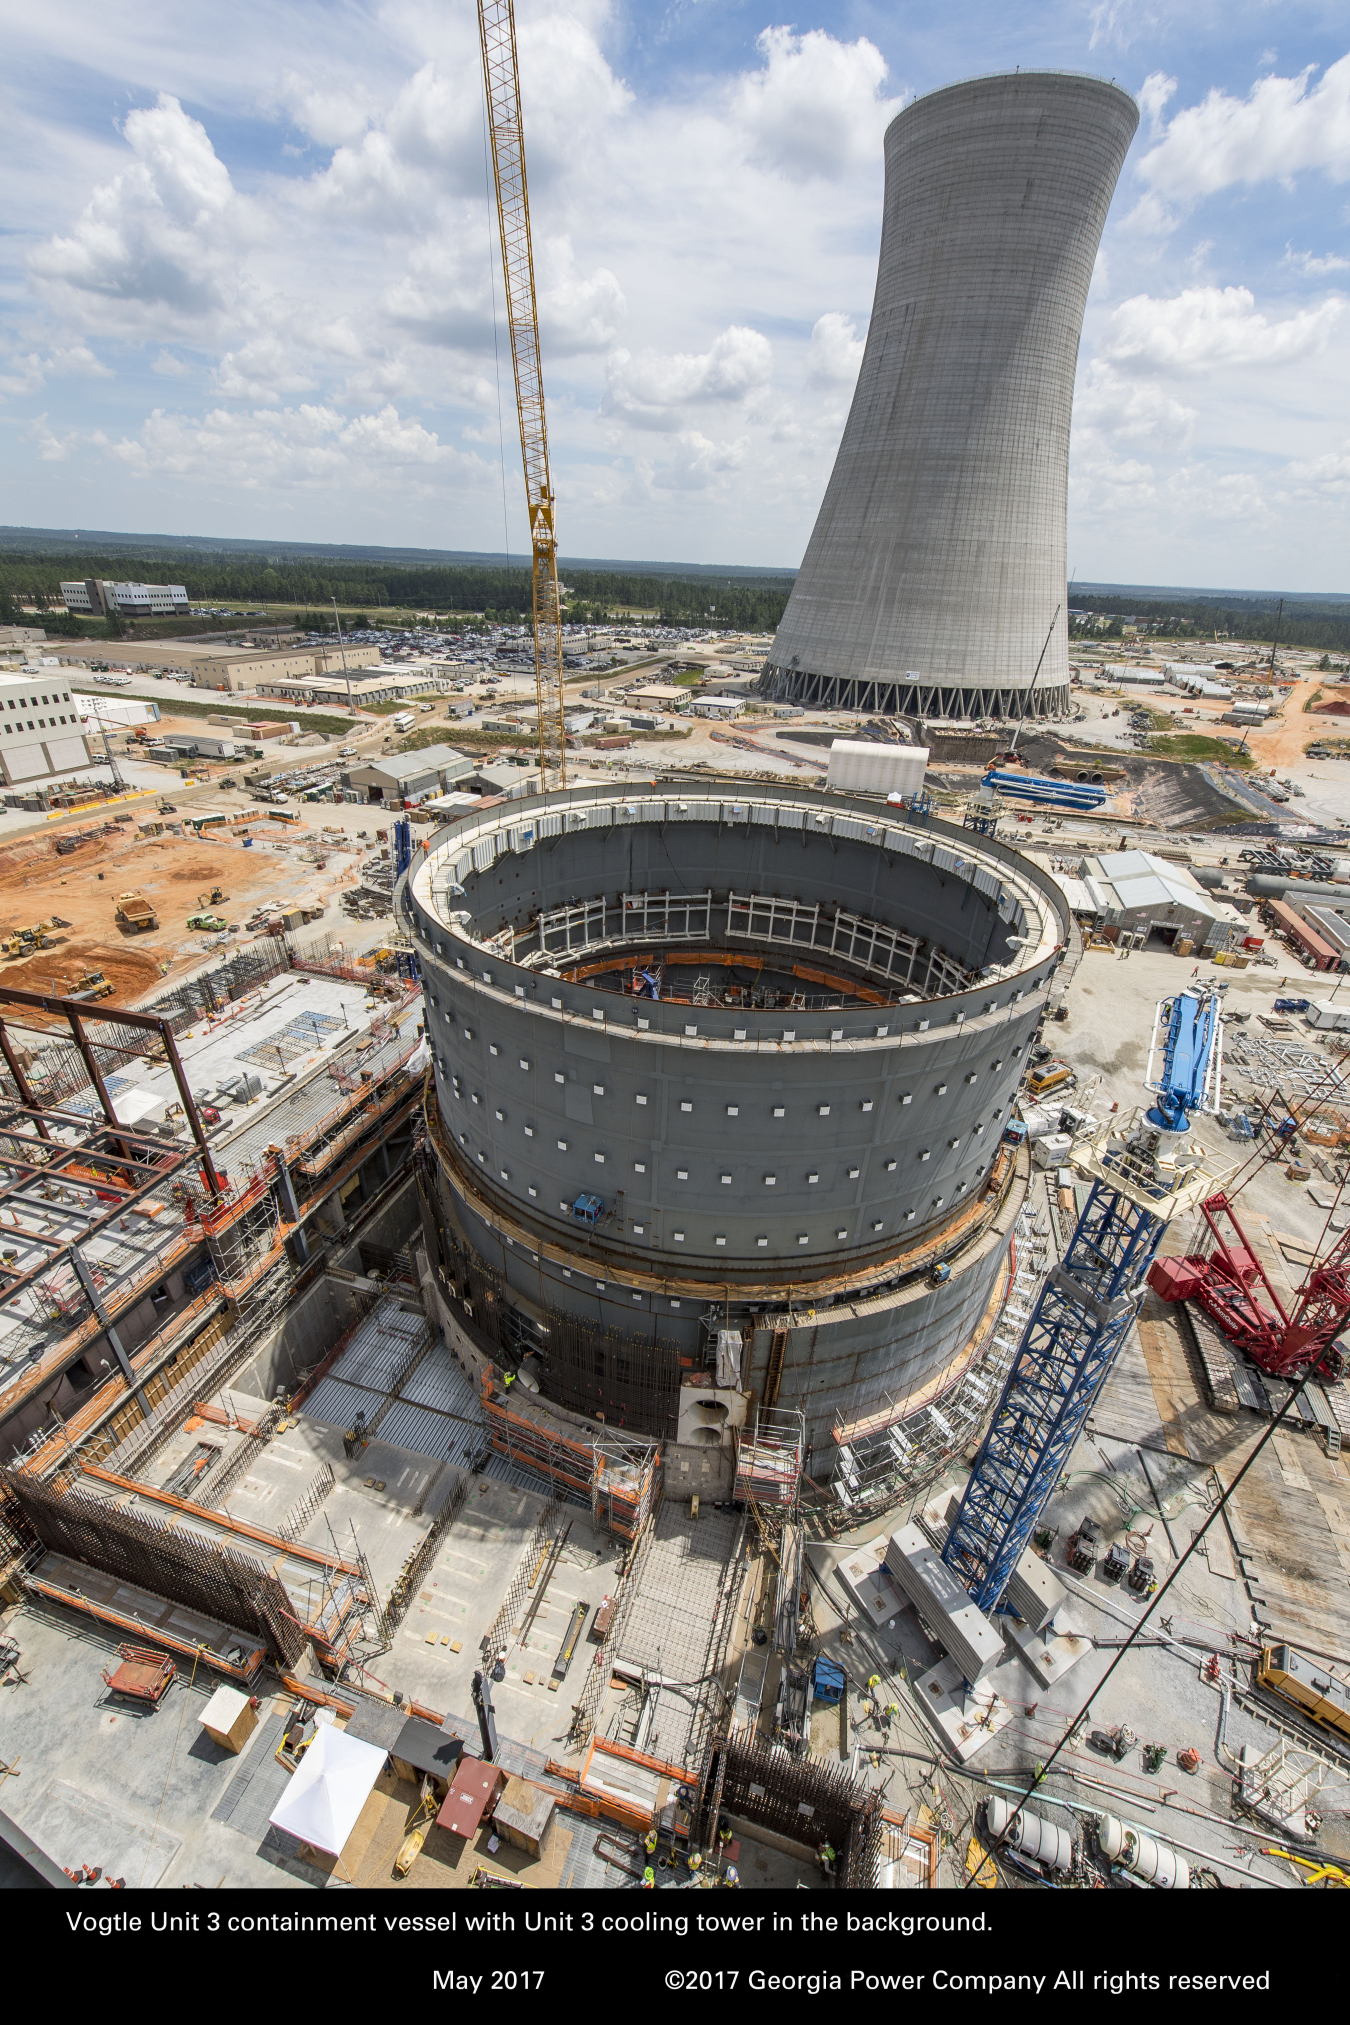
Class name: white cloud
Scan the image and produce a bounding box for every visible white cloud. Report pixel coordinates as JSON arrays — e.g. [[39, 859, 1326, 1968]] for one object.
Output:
[[805, 312, 864, 389], [1137, 71, 1177, 137], [0, 341, 109, 397], [1088, 0, 1164, 54], [1164, 465, 1273, 525], [28, 95, 260, 334], [1283, 245, 1350, 276], [25, 413, 83, 462], [1283, 440, 1350, 499], [106, 401, 483, 494], [640, 430, 749, 492], [731, 27, 903, 184], [602, 326, 773, 429], [214, 335, 317, 401], [1075, 361, 1198, 445], [1097, 285, 1343, 375], [152, 349, 190, 376], [1135, 53, 1350, 216]]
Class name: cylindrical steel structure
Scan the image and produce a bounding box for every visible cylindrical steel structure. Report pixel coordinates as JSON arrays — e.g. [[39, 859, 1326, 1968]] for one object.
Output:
[[762, 72, 1139, 724], [404, 779, 1070, 1463]]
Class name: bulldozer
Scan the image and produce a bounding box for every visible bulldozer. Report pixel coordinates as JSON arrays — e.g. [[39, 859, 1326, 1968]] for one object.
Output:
[[187, 912, 229, 933], [68, 969, 114, 1002]]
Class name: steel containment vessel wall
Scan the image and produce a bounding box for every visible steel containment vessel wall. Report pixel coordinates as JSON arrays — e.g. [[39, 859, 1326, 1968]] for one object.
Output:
[[762, 72, 1139, 723], [402, 781, 1070, 1464]]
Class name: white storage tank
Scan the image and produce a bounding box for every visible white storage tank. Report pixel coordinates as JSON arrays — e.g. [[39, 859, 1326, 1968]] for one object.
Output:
[[1097, 1814, 1189, 1888], [985, 1797, 1074, 1870], [825, 740, 930, 801]]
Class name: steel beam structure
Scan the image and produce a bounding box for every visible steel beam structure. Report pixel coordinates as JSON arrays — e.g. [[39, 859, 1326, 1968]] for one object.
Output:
[[942, 1149, 1188, 1613]]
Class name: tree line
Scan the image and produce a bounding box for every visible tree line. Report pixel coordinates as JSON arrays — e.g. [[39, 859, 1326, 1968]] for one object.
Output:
[[1070, 591, 1350, 654], [0, 550, 792, 633]]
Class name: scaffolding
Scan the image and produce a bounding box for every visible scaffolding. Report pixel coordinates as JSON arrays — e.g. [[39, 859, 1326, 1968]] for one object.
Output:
[[477, 1368, 661, 1540], [828, 1201, 1051, 1519], [734, 1405, 806, 1509]]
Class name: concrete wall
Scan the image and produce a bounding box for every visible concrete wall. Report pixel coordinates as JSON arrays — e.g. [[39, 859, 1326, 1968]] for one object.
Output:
[[763, 73, 1138, 719]]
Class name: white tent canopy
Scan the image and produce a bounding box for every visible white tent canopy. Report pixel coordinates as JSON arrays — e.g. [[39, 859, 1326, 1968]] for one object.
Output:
[[268, 1723, 386, 1856]]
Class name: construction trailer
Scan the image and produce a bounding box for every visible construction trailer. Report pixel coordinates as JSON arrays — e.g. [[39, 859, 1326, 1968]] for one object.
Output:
[[1262, 899, 1339, 971]]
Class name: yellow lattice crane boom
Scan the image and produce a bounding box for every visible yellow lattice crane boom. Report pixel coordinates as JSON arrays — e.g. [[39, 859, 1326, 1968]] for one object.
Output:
[[478, 0, 568, 788]]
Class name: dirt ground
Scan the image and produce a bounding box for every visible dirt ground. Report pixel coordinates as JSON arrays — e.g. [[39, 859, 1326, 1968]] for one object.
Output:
[[0, 815, 333, 1009]]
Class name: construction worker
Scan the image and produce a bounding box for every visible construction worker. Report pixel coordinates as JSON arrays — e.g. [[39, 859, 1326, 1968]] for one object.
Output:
[[641, 1866, 655, 1889], [503, 1369, 516, 1391], [644, 1827, 659, 1855], [687, 1849, 703, 1875], [718, 1817, 732, 1851], [818, 1839, 836, 1877], [723, 1864, 740, 1888]]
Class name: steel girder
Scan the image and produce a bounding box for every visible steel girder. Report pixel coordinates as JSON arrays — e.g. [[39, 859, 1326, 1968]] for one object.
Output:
[[942, 1179, 1167, 1613]]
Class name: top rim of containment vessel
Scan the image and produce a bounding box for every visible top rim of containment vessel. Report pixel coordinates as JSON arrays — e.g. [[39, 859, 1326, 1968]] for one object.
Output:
[[889, 69, 1140, 137]]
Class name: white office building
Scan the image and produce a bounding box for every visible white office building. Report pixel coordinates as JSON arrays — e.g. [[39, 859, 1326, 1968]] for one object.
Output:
[[60, 579, 189, 618], [0, 673, 101, 788]]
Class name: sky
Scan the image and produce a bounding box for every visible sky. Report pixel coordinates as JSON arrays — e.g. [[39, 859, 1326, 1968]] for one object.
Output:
[[1, 1, 1348, 589]]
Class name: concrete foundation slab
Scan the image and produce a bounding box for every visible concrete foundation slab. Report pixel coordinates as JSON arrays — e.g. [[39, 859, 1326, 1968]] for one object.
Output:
[[22, 1778, 181, 1887], [912, 1657, 1015, 1761], [1006, 1614, 1093, 1691], [835, 1534, 907, 1629]]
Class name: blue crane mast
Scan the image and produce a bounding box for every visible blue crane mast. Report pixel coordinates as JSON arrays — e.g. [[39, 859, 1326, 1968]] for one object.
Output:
[[942, 1130, 1209, 1615]]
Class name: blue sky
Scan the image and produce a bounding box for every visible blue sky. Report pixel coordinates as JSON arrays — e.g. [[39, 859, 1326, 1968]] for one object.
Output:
[[1, 0, 1348, 588]]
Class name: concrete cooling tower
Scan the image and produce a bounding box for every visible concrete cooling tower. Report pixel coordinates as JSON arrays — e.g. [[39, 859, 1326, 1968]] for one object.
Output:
[[762, 71, 1139, 724]]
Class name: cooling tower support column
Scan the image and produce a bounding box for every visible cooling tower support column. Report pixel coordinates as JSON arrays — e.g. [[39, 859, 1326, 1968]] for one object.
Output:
[[763, 72, 1139, 724]]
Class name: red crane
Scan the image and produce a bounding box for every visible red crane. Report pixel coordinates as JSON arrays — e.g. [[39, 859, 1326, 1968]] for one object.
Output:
[[1150, 1191, 1347, 1381]]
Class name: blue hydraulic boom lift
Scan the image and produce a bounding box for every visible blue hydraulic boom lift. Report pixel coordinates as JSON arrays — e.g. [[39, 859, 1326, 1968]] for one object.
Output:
[[1143, 987, 1222, 1133]]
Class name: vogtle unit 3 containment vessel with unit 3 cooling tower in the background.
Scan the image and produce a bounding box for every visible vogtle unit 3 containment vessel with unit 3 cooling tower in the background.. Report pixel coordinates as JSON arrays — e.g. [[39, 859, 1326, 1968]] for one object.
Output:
[[405, 780, 1071, 1493], [761, 71, 1139, 724]]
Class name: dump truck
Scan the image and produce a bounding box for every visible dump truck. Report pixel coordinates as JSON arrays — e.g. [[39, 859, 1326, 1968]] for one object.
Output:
[[187, 912, 229, 933], [115, 891, 159, 933]]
